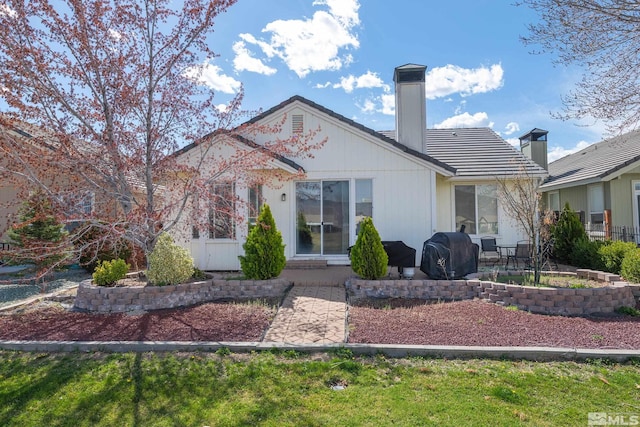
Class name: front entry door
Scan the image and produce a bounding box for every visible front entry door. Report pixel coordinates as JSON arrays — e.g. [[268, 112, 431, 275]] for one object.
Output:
[[295, 181, 350, 255]]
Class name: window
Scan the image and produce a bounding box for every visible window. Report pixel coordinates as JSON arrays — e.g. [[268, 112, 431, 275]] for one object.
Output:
[[548, 191, 559, 212], [355, 179, 372, 234], [588, 184, 604, 227], [209, 182, 235, 239], [454, 184, 498, 234], [60, 191, 94, 218], [248, 185, 263, 227]]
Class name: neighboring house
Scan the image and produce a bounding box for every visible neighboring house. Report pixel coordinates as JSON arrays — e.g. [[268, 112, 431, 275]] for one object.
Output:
[[173, 64, 547, 270], [0, 118, 111, 243], [539, 129, 640, 243]]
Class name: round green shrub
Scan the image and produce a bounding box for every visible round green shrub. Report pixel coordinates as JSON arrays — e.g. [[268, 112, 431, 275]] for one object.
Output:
[[350, 217, 388, 280], [599, 240, 637, 274], [551, 202, 586, 264], [239, 204, 286, 280], [621, 248, 640, 283], [92, 258, 130, 287], [146, 233, 194, 286]]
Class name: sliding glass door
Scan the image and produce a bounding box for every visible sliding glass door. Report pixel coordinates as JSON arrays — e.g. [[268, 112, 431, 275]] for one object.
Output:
[[295, 180, 350, 255]]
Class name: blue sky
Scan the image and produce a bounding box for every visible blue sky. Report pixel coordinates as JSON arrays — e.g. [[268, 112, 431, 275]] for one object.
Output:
[[194, 0, 604, 163]]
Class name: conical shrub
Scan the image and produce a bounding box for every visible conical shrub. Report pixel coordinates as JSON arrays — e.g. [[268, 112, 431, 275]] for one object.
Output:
[[350, 217, 388, 279], [239, 204, 286, 279]]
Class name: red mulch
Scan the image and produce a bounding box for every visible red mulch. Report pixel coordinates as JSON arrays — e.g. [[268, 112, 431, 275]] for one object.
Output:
[[348, 299, 640, 349], [0, 302, 273, 342]]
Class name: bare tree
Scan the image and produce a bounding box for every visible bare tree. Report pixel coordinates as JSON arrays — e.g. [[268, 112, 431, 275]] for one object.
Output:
[[0, 0, 324, 277], [518, 0, 640, 133], [495, 166, 554, 284]]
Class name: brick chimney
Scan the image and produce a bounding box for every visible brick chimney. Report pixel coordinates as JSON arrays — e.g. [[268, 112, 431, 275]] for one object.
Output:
[[394, 64, 427, 153], [519, 128, 548, 170]]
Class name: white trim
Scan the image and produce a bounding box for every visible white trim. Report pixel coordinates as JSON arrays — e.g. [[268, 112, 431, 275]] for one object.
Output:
[[430, 170, 437, 234], [633, 180, 640, 243]]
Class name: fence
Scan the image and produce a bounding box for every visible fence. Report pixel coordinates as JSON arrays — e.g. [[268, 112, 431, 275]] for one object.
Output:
[[585, 223, 639, 243]]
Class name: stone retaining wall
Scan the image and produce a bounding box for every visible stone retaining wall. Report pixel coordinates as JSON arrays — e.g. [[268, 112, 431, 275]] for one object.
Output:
[[346, 269, 637, 316], [74, 279, 292, 313]]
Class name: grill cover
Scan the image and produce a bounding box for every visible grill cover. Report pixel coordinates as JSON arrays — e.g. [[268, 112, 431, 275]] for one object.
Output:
[[381, 241, 416, 268], [420, 232, 479, 279]]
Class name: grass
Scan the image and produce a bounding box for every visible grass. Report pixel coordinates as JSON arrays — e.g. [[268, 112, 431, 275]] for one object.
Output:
[[2, 351, 640, 426]]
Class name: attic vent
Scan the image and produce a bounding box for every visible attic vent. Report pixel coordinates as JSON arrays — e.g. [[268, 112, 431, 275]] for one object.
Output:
[[292, 114, 303, 134]]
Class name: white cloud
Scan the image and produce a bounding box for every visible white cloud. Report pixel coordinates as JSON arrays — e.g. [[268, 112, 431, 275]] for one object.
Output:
[[108, 28, 122, 40], [548, 141, 593, 163], [238, 0, 360, 77], [434, 112, 493, 129], [232, 41, 277, 75], [314, 81, 332, 89], [425, 64, 504, 100], [333, 71, 389, 93], [381, 94, 395, 116], [0, 5, 17, 18], [358, 98, 376, 113], [216, 104, 228, 113], [184, 62, 241, 94], [504, 122, 520, 136]]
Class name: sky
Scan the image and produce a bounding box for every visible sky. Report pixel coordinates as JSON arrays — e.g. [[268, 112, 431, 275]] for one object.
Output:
[[193, 0, 606, 163]]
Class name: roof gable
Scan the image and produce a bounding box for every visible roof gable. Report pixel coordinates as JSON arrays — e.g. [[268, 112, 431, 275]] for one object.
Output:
[[542, 129, 640, 189], [247, 95, 456, 174]]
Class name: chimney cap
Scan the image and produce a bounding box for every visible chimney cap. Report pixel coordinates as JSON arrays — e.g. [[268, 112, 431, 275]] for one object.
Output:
[[518, 128, 548, 142], [394, 64, 427, 83]]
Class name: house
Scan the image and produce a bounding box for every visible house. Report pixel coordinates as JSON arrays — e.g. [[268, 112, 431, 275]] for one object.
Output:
[[172, 64, 547, 270], [0, 117, 123, 244], [538, 129, 640, 242]]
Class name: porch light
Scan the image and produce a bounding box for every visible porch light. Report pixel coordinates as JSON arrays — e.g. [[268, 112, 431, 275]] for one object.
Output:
[[281, 193, 286, 202]]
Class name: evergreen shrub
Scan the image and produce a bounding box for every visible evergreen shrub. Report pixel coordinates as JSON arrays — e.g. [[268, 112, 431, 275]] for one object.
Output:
[[350, 217, 388, 280], [239, 204, 286, 280], [146, 233, 194, 286], [92, 258, 130, 286], [8, 191, 69, 271], [552, 203, 586, 263], [569, 237, 605, 270]]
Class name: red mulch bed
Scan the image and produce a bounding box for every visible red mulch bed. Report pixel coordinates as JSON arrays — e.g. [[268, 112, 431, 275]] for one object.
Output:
[[0, 302, 274, 342], [348, 299, 640, 349]]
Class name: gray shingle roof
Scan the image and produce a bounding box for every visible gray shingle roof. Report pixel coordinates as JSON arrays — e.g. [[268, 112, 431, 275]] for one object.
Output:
[[541, 129, 640, 190], [380, 128, 548, 178]]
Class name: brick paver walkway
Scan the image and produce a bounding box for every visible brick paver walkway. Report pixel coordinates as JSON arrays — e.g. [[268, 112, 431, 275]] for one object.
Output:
[[263, 285, 346, 344]]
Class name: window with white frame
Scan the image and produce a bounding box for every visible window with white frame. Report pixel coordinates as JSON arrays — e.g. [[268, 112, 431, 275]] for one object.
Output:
[[248, 184, 263, 227], [454, 184, 498, 234], [61, 191, 94, 218], [208, 182, 235, 239], [355, 179, 373, 235], [588, 184, 604, 228], [548, 191, 559, 213]]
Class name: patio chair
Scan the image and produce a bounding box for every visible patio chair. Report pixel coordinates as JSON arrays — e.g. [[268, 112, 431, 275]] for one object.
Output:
[[507, 241, 532, 270], [480, 237, 501, 266]]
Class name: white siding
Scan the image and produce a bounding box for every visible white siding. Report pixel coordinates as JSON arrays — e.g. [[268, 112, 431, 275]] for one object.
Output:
[[241, 102, 440, 266]]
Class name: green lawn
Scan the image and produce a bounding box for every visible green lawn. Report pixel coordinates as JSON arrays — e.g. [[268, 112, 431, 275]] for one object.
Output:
[[1, 350, 639, 426]]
